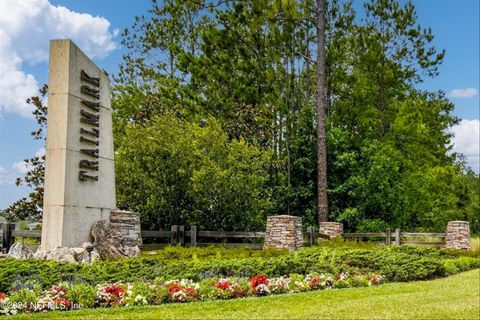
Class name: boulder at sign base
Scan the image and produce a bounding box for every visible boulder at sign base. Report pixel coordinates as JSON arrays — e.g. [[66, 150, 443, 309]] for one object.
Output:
[[7, 243, 34, 259], [91, 220, 140, 260]]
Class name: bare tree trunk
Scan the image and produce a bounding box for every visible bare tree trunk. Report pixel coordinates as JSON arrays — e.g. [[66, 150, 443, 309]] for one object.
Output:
[[316, 0, 328, 224]]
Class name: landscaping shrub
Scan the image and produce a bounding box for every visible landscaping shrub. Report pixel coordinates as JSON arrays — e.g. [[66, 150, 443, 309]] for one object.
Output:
[[0, 245, 478, 294], [67, 285, 97, 309], [443, 257, 480, 275], [335, 246, 449, 282]]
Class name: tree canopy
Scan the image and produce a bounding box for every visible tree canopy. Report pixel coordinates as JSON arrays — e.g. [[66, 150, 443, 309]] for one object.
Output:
[[7, 0, 479, 234]]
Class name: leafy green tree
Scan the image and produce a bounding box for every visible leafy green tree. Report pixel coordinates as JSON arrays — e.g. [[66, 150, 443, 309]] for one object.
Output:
[[116, 114, 272, 231], [5, 0, 478, 235], [114, 0, 479, 233]]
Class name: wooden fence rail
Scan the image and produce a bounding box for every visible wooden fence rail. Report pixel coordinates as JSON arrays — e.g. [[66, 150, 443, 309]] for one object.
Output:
[[11, 230, 42, 238], [141, 230, 172, 238], [140, 225, 315, 248], [342, 228, 446, 247], [0, 223, 316, 252], [197, 231, 265, 238], [342, 232, 387, 238], [1, 222, 447, 253]]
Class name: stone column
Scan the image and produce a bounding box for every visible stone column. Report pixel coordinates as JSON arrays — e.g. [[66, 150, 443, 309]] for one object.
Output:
[[264, 215, 303, 250], [319, 222, 343, 238], [110, 210, 142, 247], [445, 221, 471, 250], [41, 40, 115, 251]]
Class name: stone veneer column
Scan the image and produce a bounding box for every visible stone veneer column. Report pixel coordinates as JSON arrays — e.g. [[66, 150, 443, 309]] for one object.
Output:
[[110, 210, 143, 247], [445, 221, 471, 250], [263, 215, 303, 250], [319, 222, 343, 238]]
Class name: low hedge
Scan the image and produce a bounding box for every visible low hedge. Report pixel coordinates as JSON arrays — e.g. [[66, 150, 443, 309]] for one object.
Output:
[[1, 245, 478, 293]]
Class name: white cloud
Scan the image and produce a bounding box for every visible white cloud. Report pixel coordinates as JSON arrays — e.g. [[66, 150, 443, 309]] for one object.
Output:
[[448, 88, 478, 98], [450, 119, 480, 173], [0, 166, 16, 186], [35, 148, 46, 158], [0, 0, 117, 118], [0, 30, 38, 117], [11, 148, 45, 175], [12, 161, 32, 175]]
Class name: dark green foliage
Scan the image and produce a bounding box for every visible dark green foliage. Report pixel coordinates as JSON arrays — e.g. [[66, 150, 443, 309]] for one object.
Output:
[[112, 0, 479, 233], [6, 0, 480, 234], [0, 259, 81, 293], [336, 246, 447, 282], [443, 257, 480, 275], [1, 246, 478, 294], [116, 115, 272, 231]]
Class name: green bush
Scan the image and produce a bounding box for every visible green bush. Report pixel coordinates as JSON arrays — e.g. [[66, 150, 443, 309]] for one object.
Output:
[[443, 257, 480, 275], [116, 115, 273, 231], [336, 246, 448, 282], [125, 282, 156, 306], [67, 284, 97, 309], [142, 246, 286, 260], [0, 245, 478, 294], [0, 259, 81, 294], [8, 288, 39, 312]]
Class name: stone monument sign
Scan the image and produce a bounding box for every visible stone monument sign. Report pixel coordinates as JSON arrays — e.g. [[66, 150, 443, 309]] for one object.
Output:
[[41, 40, 115, 251]]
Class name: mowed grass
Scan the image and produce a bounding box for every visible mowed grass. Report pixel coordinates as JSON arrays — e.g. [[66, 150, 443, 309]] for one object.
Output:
[[16, 269, 479, 320]]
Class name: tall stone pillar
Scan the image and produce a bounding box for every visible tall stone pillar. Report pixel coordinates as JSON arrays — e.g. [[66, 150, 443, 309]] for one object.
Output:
[[263, 215, 303, 250], [41, 40, 115, 251], [445, 221, 471, 250]]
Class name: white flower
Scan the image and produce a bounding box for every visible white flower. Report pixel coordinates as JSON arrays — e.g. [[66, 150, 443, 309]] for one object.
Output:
[[164, 280, 177, 286], [255, 284, 270, 296], [337, 272, 349, 281], [323, 277, 334, 288], [294, 280, 307, 289], [269, 276, 291, 293], [134, 295, 148, 305], [172, 291, 187, 302], [127, 284, 134, 296]]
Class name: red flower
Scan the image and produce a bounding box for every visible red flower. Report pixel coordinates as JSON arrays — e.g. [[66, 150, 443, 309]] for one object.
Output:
[[310, 277, 321, 290], [250, 274, 269, 289], [106, 284, 125, 298], [103, 284, 126, 306], [369, 274, 382, 285], [0, 293, 6, 300], [216, 280, 230, 290], [53, 297, 71, 308], [167, 283, 181, 295]]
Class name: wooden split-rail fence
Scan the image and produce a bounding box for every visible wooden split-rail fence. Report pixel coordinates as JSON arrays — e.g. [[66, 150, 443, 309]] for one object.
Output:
[[343, 228, 446, 246], [138, 225, 320, 250], [1, 223, 445, 253]]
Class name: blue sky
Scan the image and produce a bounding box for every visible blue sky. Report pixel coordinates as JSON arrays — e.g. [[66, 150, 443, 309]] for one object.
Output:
[[0, 0, 478, 210]]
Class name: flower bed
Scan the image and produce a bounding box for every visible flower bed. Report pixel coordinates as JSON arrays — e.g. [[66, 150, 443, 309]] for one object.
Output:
[[1, 245, 479, 294], [0, 272, 383, 316]]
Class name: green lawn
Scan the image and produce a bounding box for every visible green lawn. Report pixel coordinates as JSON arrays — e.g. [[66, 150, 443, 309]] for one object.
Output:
[[15, 269, 480, 319]]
